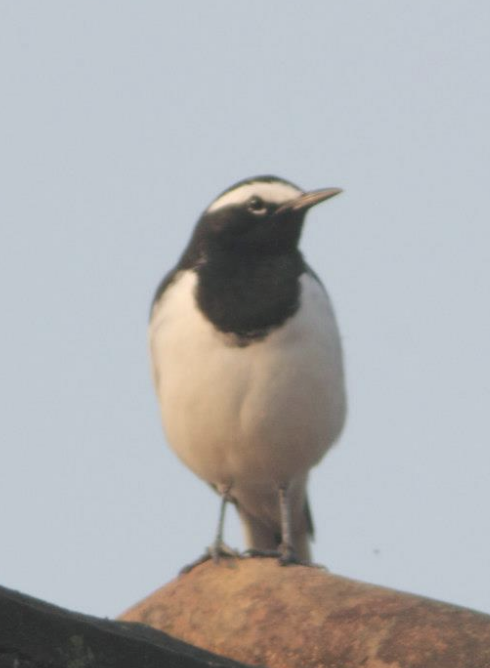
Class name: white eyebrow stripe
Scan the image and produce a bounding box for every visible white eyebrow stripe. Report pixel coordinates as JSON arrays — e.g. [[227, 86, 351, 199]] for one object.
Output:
[[206, 181, 303, 213]]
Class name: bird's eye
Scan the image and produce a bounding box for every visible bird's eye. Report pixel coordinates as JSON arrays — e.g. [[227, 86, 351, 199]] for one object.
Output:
[[247, 196, 268, 215]]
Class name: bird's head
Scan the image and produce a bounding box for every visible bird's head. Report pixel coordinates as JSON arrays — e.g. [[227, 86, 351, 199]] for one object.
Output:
[[194, 176, 342, 256]]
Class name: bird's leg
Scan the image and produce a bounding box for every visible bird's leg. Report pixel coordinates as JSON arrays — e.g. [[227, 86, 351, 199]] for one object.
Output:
[[209, 484, 238, 561], [180, 483, 238, 574], [245, 486, 317, 566], [278, 484, 299, 565], [245, 485, 301, 564]]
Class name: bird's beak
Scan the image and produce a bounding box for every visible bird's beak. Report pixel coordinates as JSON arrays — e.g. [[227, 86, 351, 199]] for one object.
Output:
[[275, 187, 343, 216]]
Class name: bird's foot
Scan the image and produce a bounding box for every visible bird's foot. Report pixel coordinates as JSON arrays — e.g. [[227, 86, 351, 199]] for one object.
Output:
[[243, 548, 282, 559], [245, 545, 322, 568], [209, 541, 240, 563], [246, 541, 304, 566], [180, 542, 240, 574], [278, 541, 327, 569], [244, 546, 308, 566], [278, 542, 304, 567]]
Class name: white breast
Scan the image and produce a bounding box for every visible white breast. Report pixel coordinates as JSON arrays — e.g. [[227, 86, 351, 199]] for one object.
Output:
[[149, 270, 346, 488]]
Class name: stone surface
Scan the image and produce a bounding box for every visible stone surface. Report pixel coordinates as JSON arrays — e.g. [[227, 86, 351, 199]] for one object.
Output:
[[119, 557, 490, 668]]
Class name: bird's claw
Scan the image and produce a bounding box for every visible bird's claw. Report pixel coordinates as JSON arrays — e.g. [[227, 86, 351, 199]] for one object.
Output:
[[278, 543, 303, 566], [210, 541, 240, 563], [244, 545, 324, 568], [180, 542, 240, 574], [243, 548, 282, 559], [247, 541, 304, 566]]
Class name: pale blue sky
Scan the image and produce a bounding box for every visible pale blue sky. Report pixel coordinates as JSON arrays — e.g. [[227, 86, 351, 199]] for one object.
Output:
[[1, 1, 489, 617]]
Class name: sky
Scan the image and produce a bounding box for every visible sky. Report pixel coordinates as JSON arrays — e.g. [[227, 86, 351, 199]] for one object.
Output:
[[1, 1, 489, 618]]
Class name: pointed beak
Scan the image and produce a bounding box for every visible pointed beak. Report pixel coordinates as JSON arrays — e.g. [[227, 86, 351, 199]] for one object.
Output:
[[275, 187, 343, 216]]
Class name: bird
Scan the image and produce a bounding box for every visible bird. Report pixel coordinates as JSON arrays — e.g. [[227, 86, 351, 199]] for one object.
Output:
[[149, 175, 346, 565]]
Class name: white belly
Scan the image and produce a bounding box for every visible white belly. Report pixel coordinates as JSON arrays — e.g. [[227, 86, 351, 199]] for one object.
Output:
[[149, 270, 346, 487]]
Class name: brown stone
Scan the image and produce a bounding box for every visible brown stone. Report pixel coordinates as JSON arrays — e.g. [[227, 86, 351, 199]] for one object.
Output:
[[119, 557, 490, 668]]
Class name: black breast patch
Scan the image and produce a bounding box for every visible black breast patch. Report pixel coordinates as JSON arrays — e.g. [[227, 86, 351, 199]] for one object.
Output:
[[195, 251, 306, 346]]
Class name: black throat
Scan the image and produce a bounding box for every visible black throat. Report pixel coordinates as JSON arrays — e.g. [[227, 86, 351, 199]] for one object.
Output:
[[195, 247, 306, 346]]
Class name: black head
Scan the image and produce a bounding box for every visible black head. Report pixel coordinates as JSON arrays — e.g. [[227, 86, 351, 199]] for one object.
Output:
[[191, 175, 342, 257]]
